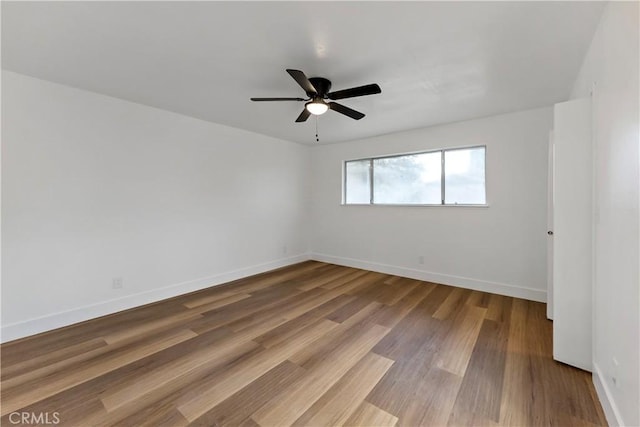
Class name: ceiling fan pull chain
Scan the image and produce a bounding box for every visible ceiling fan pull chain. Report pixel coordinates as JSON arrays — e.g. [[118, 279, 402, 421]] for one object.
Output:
[[315, 115, 320, 143]]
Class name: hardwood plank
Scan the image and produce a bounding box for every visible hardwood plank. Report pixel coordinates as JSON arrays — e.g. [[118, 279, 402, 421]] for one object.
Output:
[[187, 285, 305, 335], [0, 395, 106, 427], [100, 339, 259, 411], [344, 401, 398, 427], [325, 296, 374, 323], [82, 347, 268, 427], [2, 332, 243, 426], [318, 269, 370, 290], [465, 290, 489, 308], [524, 300, 557, 426], [102, 310, 204, 344], [410, 282, 451, 315], [499, 298, 532, 426], [2, 325, 204, 391], [344, 273, 387, 294], [183, 288, 251, 308], [367, 336, 451, 423], [113, 404, 190, 427], [364, 290, 460, 422], [188, 360, 306, 427], [225, 280, 367, 338], [448, 411, 501, 427], [281, 284, 361, 322], [351, 278, 403, 304], [383, 275, 405, 285], [56, 326, 239, 425], [228, 261, 327, 294], [222, 287, 326, 332], [486, 294, 512, 323], [525, 300, 606, 426], [372, 284, 449, 361], [379, 279, 420, 305], [287, 302, 384, 368], [1, 328, 197, 416], [369, 281, 436, 329], [432, 287, 471, 320], [192, 267, 364, 337], [436, 304, 487, 376], [253, 295, 354, 349], [402, 367, 464, 426], [292, 352, 394, 427], [183, 261, 320, 305], [448, 318, 509, 425], [0, 300, 189, 366], [251, 323, 390, 426], [238, 418, 261, 427], [177, 318, 339, 422], [1, 337, 107, 381], [190, 292, 253, 313], [297, 268, 365, 291]]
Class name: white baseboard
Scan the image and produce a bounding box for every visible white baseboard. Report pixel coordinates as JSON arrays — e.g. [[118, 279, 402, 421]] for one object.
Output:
[[593, 362, 624, 427], [310, 253, 547, 302], [0, 253, 311, 344]]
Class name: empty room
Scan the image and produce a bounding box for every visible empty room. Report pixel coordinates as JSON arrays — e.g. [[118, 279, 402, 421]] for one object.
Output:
[[1, 1, 638, 426]]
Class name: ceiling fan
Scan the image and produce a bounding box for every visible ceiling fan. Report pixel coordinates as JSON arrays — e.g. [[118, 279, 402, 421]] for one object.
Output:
[[251, 69, 381, 122]]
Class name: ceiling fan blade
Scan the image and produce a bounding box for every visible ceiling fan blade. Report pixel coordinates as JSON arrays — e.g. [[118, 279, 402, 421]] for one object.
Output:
[[250, 97, 305, 101], [286, 69, 318, 95], [329, 102, 365, 120], [327, 83, 381, 100], [295, 108, 311, 122]]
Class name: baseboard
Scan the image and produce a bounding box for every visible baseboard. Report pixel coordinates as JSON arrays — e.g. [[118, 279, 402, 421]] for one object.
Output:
[[0, 253, 311, 343], [310, 253, 547, 302], [593, 362, 625, 427]]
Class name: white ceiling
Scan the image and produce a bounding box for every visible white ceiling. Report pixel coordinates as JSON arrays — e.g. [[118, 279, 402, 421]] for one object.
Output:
[[2, 1, 605, 144]]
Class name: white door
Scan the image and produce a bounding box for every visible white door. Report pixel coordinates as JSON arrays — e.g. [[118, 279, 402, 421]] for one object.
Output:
[[552, 97, 592, 372], [547, 131, 554, 320]]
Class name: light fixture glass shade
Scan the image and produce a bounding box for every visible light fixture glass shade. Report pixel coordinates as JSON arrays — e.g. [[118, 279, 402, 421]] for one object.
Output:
[[306, 101, 329, 115]]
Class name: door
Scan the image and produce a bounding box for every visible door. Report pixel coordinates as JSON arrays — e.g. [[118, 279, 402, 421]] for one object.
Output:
[[547, 130, 554, 320], [552, 97, 592, 372]]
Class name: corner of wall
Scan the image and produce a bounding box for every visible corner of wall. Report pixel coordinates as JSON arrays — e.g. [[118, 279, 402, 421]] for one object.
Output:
[[593, 362, 625, 426]]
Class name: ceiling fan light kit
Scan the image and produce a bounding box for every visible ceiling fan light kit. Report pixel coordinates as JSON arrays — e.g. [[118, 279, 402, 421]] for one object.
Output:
[[250, 69, 381, 123], [305, 99, 329, 115]]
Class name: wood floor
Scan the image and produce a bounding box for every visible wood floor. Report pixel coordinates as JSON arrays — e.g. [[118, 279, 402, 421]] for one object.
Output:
[[1, 261, 606, 426]]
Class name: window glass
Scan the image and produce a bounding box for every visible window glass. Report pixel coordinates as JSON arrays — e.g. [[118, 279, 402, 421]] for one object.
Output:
[[444, 147, 486, 204], [345, 160, 371, 204], [373, 152, 441, 204]]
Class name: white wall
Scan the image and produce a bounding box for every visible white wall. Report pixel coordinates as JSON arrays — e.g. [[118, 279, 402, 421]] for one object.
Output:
[[1, 71, 311, 342], [569, 2, 640, 426], [310, 107, 552, 302]]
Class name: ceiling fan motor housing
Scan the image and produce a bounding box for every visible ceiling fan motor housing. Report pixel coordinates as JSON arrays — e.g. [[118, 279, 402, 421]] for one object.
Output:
[[308, 77, 332, 98]]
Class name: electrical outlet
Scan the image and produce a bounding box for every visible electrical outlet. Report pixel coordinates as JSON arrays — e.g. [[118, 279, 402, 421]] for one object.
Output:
[[112, 277, 123, 289], [418, 255, 425, 265], [612, 357, 620, 389]]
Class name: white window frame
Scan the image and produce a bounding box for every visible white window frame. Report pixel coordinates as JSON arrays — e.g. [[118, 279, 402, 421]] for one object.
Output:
[[343, 145, 488, 207]]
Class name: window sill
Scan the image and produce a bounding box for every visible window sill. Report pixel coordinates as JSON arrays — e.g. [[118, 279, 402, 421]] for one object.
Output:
[[340, 203, 490, 208]]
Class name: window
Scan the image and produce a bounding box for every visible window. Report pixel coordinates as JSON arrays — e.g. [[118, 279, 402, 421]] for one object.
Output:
[[344, 146, 486, 205]]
